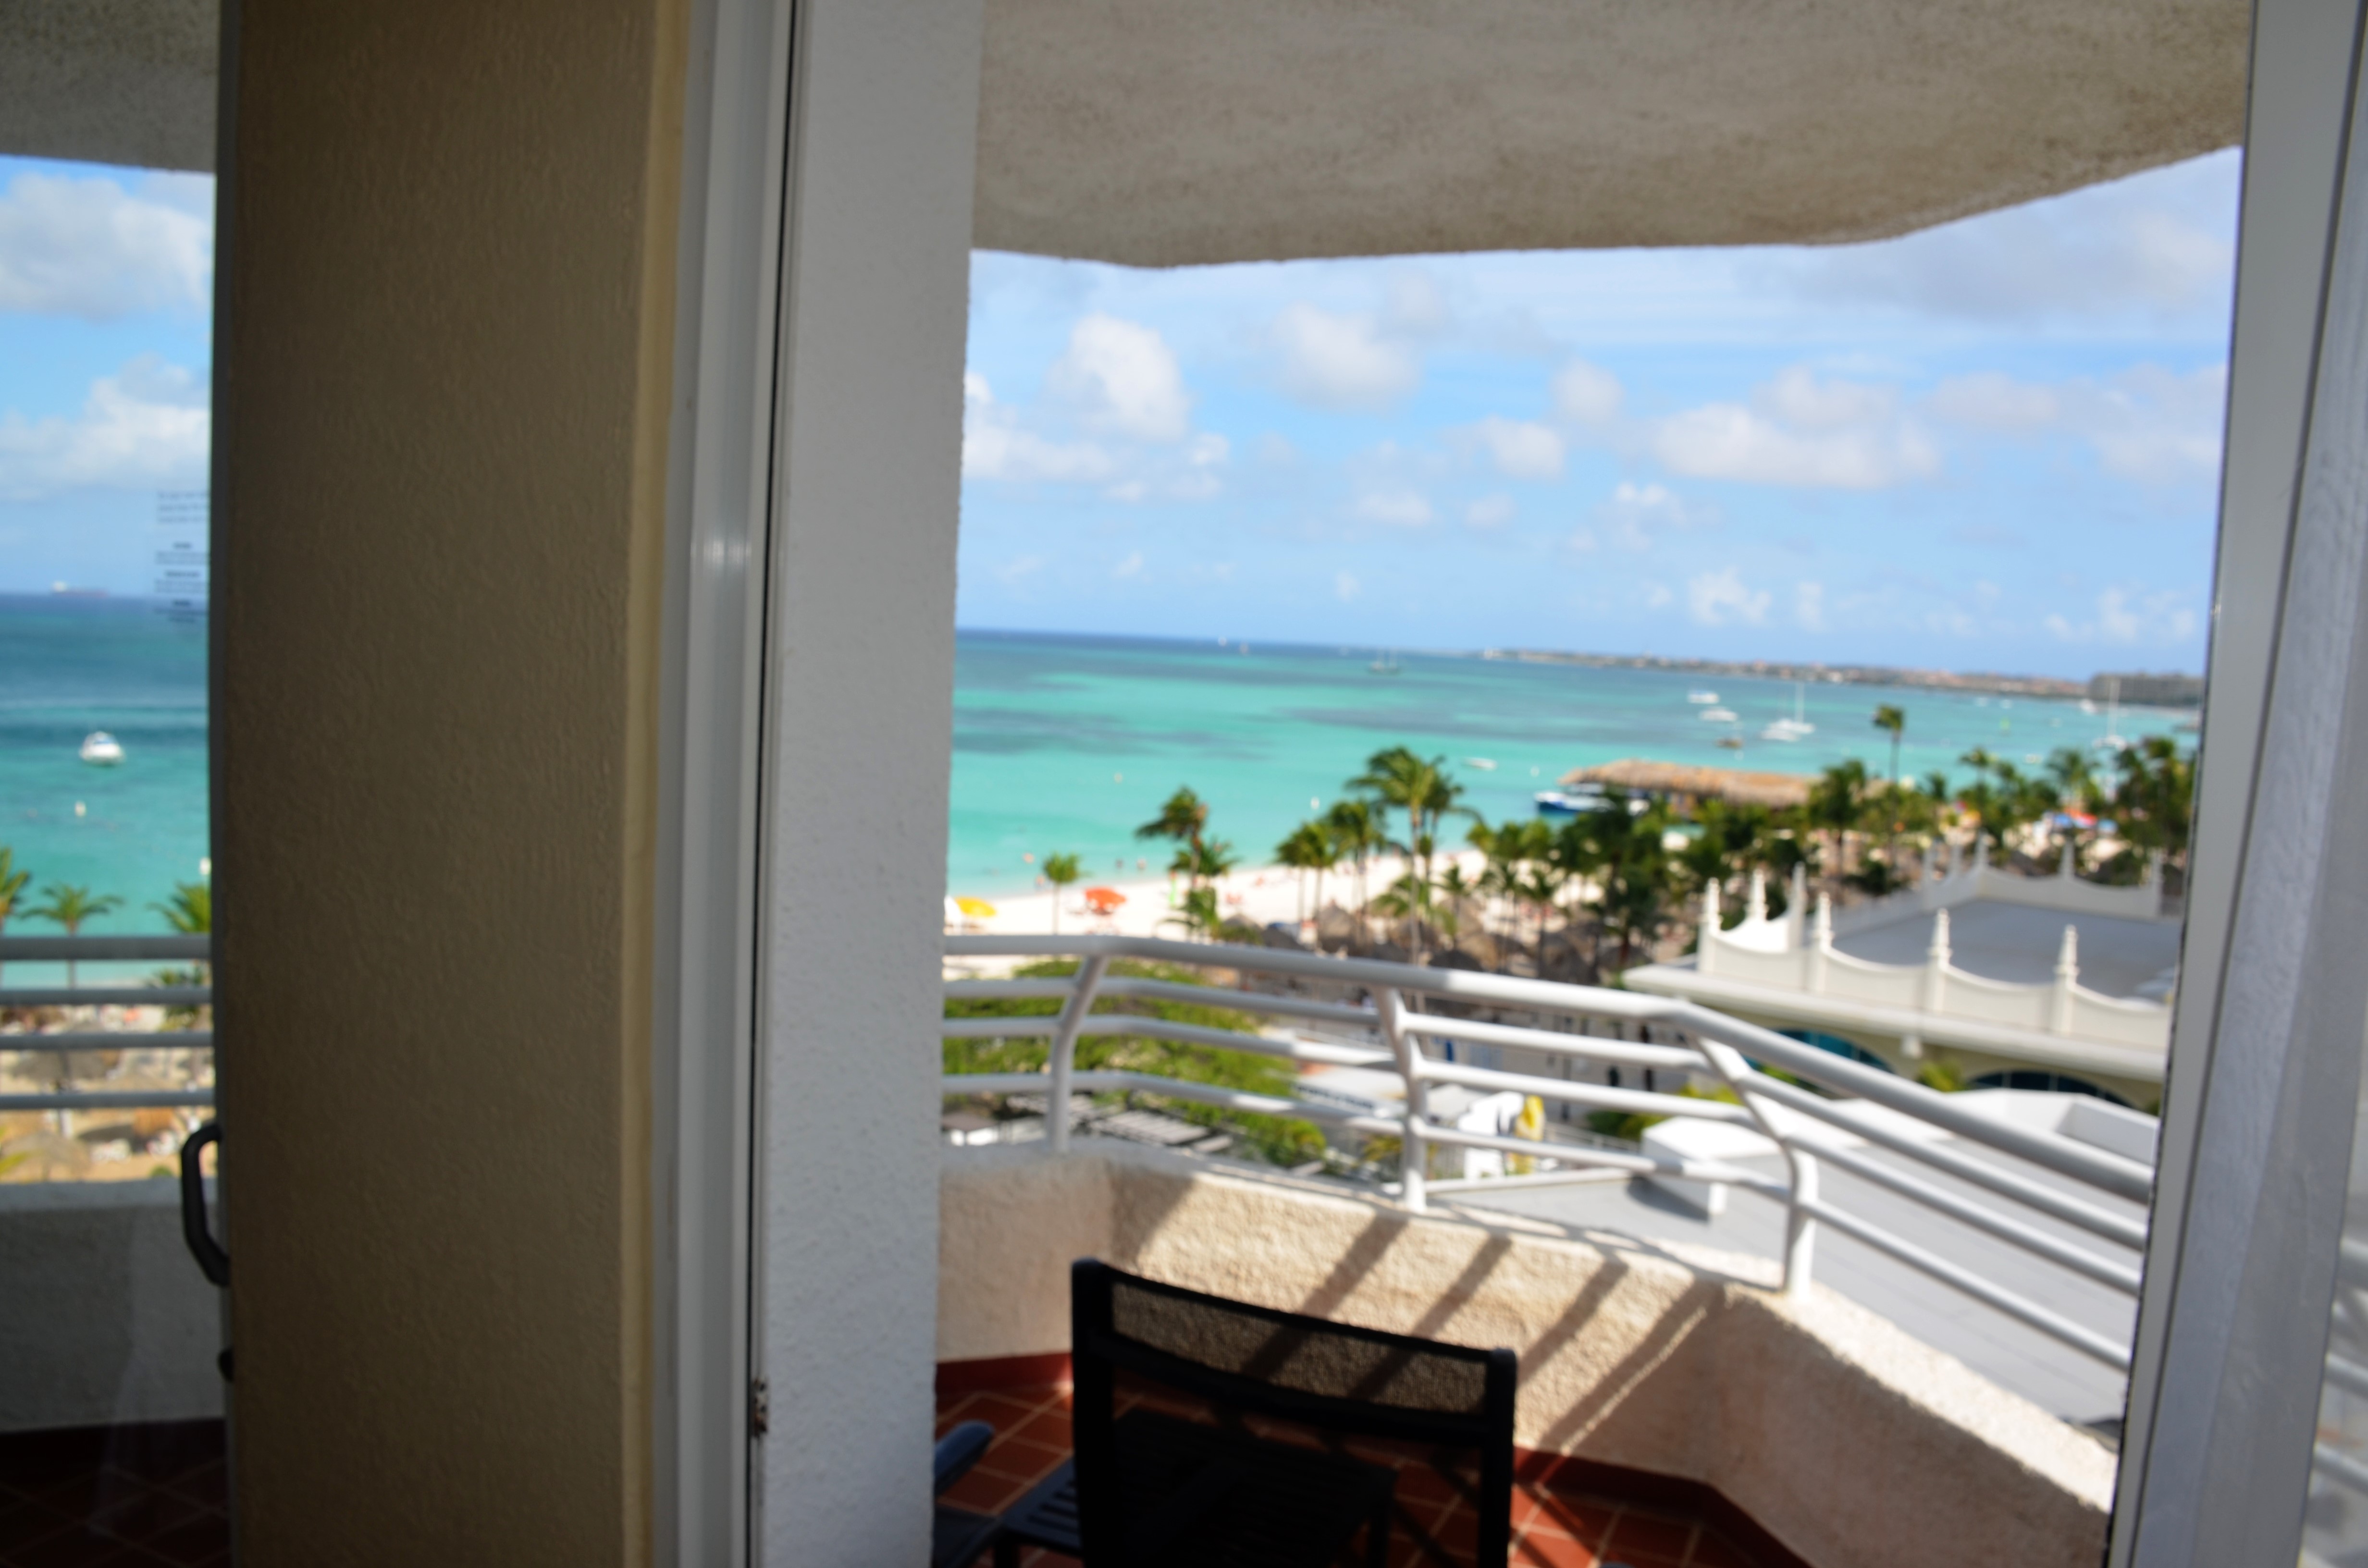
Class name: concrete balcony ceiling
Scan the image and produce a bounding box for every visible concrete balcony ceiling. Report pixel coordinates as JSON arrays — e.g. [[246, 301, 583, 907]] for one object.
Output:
[[9, 0, 2248, 261]]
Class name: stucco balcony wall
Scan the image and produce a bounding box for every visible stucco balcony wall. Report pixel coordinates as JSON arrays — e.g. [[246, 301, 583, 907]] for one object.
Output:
[[940, 1142, 2113, 1568], [0, 1181, 222, 1433]]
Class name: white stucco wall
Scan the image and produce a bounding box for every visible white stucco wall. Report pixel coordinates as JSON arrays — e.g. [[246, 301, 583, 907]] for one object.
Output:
[[0, 1181, 222, 1433], [940, 1145, 2115, 1568], [754, 0, 984, 1561]]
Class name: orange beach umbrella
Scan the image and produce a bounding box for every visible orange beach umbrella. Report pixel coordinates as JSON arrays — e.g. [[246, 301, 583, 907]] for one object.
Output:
[[1082, 886, 1127, 915]]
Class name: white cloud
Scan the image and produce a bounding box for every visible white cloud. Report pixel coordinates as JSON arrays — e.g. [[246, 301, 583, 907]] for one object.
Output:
[[1594, 481, 1713, 550], [1552, 360, 1625, 425], [962, 374, 1116, 483], [1465, 494, 1517, 530], [2045, 586, 2199, 644], [1927, 363, 2226, 485], [0, 172, 212, 320], [1469, 416, 1565, 479], [1643, 582, 1675, 609], [1335, 571, 1362, 601], [995, 554, 1048, 586], [1687, 567, 1772, 627], [1653, 368, 1940, 490], [1565, 527, 1599, 554], [0, 355, 210, 502], [1382, 271, 1450, 337], [1271, 304, 1420, 410], [1111, 551, 1145, 579], [1779, 151, 2238, 324], [1929, 372, 2062, 431], [1755, 367, 1895, 430], [2082, 365, 2227, 485], [1047, 313, 1193, 442], [1794, 580, 1827, 632], [1351, 487, 1434, 527]]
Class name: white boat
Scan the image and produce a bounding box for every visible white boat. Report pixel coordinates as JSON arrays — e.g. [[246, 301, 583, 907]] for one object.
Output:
[[1760, 682, 1816, 741], [1687, 689, 1719, 704], [79, 731, 124, 765], [1699, 707, 1738, 723], [1463, 757, 1497, 771]]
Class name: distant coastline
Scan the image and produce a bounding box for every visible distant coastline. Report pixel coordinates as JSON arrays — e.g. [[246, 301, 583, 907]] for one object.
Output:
[[956, 625, 2199, 704]]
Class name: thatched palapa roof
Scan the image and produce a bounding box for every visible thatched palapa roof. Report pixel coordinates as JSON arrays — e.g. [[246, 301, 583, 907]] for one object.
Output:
[[1560, 760, 1813, 810]]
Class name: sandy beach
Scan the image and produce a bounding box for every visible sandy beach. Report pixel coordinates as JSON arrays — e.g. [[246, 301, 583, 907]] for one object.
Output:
[[945, 848, 1490, 945]]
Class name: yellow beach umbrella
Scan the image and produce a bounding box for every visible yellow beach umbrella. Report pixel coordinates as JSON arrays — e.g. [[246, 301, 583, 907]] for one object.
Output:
[[956, 896, 998, 919]]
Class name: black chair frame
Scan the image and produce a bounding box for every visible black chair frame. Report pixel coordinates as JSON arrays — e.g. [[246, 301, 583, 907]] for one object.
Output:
[[1069, 1258, 1520, 1567]]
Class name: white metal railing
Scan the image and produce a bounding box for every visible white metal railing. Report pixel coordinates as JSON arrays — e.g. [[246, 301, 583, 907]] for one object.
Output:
[[941, 932, 2155, 1371], [0, 935, 214, 1112]]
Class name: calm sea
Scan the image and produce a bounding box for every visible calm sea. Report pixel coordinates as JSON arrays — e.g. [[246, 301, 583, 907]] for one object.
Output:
[[947, 629, 2182, 897], [0, 601, 2185, 929]]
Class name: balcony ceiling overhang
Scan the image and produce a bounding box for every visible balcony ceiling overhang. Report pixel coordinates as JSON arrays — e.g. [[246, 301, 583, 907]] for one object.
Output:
[[3, 0, 2248, 263]]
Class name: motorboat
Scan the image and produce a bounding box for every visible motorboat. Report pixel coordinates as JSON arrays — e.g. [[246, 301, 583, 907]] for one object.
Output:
[[1464, 757, 1497, 771], [79, 732, 124, 766], [1699, 707, 1738, 723], [1687, 690, 1719, 704], [1535, 786, 1648, 817]]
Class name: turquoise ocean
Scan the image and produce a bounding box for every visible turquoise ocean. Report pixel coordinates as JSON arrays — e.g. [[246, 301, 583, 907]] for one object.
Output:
[[947, 629, 2185, 897], [0, 600, 2187, 936]]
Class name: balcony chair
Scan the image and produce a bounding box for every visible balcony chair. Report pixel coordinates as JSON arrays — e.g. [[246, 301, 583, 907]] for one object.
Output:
[[989, 1258, 1519, 1567], [935, 1418, 1005, 1568]]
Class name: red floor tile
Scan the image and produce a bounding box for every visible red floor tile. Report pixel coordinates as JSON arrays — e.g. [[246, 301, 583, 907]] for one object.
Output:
[[1514, 1530, 1601, 1568], [1600, 1512, 1696, 1559]]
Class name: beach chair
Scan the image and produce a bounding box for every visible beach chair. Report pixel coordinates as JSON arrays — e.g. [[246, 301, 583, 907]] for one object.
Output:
[[989, 1258, 1519, 1567], [934, 1419, 1004, 1568]]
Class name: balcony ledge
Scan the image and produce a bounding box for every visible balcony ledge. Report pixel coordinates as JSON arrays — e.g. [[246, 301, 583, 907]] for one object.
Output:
[[941, 1140, 2112, 1568]]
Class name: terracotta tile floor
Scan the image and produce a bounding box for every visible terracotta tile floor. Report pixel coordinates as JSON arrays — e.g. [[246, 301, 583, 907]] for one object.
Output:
[[937, 1382, 1771, 1568], [0, 1422, 228, 1568]]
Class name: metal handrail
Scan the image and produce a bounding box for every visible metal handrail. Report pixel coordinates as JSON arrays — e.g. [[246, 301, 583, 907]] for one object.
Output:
[[0, 935, 216, 1113], [941, 932, 2154, 1370]]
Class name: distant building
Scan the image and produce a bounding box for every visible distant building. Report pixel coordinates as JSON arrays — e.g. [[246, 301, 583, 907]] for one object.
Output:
[[1623, 840, 2177, 1107], [2091, 671, 2204, 707]]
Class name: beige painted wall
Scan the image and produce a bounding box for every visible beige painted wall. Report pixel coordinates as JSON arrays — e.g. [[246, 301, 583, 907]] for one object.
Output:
[[214, 1, 687, 1561], [941, 1146, 2116, 1568]]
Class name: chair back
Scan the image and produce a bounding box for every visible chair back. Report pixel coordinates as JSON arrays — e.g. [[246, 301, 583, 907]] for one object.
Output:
[[1071, 1258, 1518, 1567]]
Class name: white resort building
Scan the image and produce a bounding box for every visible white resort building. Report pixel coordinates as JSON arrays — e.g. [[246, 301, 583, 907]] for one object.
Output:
[[1625, 845, 2180, 1106]]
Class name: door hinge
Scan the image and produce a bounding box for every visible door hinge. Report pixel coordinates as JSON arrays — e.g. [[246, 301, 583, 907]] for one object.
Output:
[[749, 1377, 770, 1439]]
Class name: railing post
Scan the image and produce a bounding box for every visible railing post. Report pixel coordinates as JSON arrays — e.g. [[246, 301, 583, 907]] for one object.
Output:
[[1380, 987, 1428, 1213], [1697, 882, 1720, 976], [2051, 923, 2079, 1034], [1044, 955, 1108, 1155], [1783, 1147, 1819, 1298], [1922, 907, 1951, 1014], [1807, 894, 1833, 993]]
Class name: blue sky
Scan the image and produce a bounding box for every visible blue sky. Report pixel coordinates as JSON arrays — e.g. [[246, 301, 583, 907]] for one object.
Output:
[[0, 149, 2236, 678], [962, 151, 2239, 678]]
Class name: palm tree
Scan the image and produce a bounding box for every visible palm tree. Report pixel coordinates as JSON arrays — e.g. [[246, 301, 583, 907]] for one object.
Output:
[[1470, 818, 1549, 944], [1041, 853, 1081, 934], [1559, 796, 1676, 971], [1807, 760, 1870, 890], [1872, 703, 1907, 784], [1274, 821, 1337, 925], [1324, 799, 1385, 943], [0, 848, 32, 986], [29, 883, 123, 987], [1348, 747, 1469, 888], [1135, 787, 1210, 863], [1162, 885, 1222, 942]]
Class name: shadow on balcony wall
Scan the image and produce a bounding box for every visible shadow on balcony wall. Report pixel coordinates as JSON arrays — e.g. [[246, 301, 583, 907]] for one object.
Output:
[[939, 1142, 2113, 1568]]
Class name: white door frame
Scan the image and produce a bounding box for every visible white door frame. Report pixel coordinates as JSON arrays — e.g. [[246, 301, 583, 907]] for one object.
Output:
[[2114, 0, 2368, 1560]]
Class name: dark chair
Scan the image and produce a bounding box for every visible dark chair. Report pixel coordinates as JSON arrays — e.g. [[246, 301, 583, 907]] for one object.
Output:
[[934, 1420, 1004, 1568], [994, 1258, 1519, 1567]]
